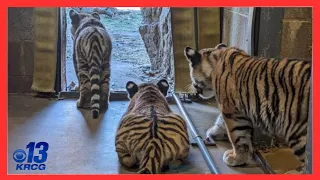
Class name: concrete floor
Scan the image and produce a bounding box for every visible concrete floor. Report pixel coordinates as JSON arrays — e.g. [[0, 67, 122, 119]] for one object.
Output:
[[8, 94, 264, 174]]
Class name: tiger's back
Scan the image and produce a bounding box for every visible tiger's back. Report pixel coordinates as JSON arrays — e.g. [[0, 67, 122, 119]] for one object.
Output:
[[69, 9, 112, 119], [115, 80, 190, 174]]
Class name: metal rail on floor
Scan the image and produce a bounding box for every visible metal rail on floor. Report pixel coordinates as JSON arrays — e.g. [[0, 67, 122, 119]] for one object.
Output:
[[173, 93, 220, 174]]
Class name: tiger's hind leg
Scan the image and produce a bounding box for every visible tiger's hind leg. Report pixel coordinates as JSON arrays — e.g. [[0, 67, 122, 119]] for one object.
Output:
[[76, 57, 91, 108], [100, 60, 111, 110], [168, 141, 190, 170], [116, 141, 136, 168], [119, 154, 136, 168], [222, 110, 256, 167], [73, 51, 80, 91], [77, 74, 90, 108], [287, 132, 307, 174]]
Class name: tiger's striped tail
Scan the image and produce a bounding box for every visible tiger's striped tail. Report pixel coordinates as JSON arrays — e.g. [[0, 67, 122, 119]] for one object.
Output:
[[90, 60, 101, 119], [138, 141, 162, 174]]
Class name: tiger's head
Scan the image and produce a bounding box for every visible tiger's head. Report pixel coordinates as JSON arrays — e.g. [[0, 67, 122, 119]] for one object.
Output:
[[68, 9, 101, 39], [125, 79, 169, 100], [183, 43, 228, 99]]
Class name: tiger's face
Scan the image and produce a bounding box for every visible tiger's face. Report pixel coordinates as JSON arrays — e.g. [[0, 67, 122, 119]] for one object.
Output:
[[183, 43, 228, 99], [68, 9, 101, 39]]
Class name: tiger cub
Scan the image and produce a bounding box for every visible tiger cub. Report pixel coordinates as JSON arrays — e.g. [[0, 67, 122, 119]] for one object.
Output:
[[115, 80, 190, 174], [69, 9, 112, 119], [184, 43, 311, 173]]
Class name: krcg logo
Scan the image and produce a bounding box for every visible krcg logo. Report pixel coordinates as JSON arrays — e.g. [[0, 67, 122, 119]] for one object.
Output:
[[13, 142, 49, 170]]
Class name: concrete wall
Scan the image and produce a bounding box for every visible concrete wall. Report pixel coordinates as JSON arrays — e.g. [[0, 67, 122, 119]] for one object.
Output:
[[8, 8, 35, 93]]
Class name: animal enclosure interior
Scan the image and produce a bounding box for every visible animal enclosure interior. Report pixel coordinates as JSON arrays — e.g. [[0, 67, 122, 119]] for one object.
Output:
[[7, 7, 312, 174]]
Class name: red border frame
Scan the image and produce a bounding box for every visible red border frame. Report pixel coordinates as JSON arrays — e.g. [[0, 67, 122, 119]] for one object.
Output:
[[2, 0, 318, 179]]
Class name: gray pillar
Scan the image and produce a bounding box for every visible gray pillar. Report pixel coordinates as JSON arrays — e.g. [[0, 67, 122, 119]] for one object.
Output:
[[255, 8, 284, 58], [305, 80, 312, 174]]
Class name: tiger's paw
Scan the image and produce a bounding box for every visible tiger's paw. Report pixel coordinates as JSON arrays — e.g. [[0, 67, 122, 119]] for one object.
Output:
[[206, 114, 228, 141], [206, 125, 228, 141], [223, 149, 255, 167], [285, 170, 303, 174], [223, 150, 239, 166], [168, 159, 184, 170], [119, 154, 136, 168]]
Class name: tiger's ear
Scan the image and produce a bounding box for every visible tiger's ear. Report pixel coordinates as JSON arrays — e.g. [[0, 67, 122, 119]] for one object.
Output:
[[69, 9, 80, 25], [184, 46, 201, 67], [91, 12, 100, 20], [126, 81, 138, 99], [215, 43, 227, 49], [157, 79, 169, 96]]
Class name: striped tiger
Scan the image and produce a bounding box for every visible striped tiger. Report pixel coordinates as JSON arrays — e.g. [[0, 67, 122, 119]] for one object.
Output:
[[69, 9, 112, 119], [115, 80, 190, 174], [184, 43, 311, 173]]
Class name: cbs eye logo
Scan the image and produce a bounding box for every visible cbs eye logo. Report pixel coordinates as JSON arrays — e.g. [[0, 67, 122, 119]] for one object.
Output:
[[13, 142, 49, 171], [13, 149, 27, 163]]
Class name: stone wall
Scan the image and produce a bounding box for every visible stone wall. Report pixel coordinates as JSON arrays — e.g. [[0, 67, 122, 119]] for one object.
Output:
[[8, 8, 35, 93], [139, 8, 173, 78], [280, 8, 312, 60]]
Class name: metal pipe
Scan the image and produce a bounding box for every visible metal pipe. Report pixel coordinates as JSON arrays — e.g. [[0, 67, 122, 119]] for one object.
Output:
[[173, 93, 220, 174]]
